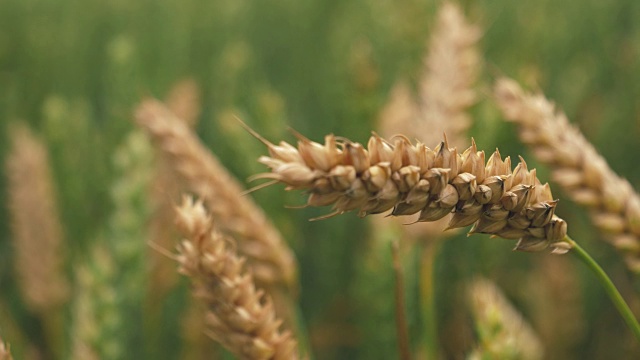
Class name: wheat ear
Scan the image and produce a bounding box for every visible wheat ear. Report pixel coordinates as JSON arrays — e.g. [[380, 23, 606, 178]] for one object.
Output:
[[251, 130, 568, 253], [136, 99, 298, 292], [175, 196, 298, 360], [467, 278, 544, 360], [495, 78, 640, 271], [379, 1, 480, 149], [5, 124, 69, 312]]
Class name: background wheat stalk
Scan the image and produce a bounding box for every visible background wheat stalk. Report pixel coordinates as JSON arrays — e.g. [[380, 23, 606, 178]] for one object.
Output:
[[495, 78, 640, 272], [174, 196, 299, 360], [251, 130, 568, 253]]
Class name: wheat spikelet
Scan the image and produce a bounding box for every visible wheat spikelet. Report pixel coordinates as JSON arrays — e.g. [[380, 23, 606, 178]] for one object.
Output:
[[251, 130, 568, 253], [5, 124, 69, 313], [467, 278, 544, 360], [495, 78, 640, 270], [175, 196, 298, 360], [136, 99, 298, 292]]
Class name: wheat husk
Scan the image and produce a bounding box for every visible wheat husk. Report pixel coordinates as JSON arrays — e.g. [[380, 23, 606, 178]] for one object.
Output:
[[175, 196, 298, 360], [136, 99, 298, 292], [495, 78, 640, 270], [5, 124, 69, 313], [252, 130, 568, 253]]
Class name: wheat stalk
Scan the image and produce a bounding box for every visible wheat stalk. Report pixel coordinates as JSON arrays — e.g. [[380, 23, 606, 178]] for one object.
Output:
[[250, 130, 568, 253], [494, 78, 640, 271], [136, 99, 298, 292], [175, 196, 298, 360], [5, 124, 69, 313]]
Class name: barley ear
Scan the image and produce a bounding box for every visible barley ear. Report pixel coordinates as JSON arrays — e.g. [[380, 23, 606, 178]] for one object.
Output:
[[494, 78, 640, 273], [175, 196, 299, 360]]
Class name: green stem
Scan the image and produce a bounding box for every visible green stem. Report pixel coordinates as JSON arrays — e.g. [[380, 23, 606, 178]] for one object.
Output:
[[419, 240, 440, 360], [564, 234, 640, 342]]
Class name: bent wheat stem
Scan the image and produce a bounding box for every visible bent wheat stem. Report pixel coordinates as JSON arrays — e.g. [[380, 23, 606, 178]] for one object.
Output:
[[562, 235, 640, 342]]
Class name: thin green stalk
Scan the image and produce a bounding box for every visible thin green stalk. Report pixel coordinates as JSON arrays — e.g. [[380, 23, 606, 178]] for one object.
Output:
[[294, 303, 314, 360], [564, 235, 640, 342], [419, 240, 440, 360], [392, 239, 411, 360]]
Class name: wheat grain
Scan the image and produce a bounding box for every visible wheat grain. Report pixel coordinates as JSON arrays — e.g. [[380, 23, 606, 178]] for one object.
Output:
[[251, 130, 568, 253], [495, 78, 640, 270], [5, 124, 69, 313], [136, 99, 298, 292], [175, 196, 298, 360]]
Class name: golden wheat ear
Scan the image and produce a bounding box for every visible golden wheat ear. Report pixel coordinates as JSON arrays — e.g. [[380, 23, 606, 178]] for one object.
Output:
[[251, 129, 568, 253], [174, 196, 299, 360], [494, 77, 640, 272]]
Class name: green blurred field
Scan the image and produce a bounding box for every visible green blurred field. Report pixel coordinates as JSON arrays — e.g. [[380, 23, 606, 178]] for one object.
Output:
[[1, 0, 640, 359]]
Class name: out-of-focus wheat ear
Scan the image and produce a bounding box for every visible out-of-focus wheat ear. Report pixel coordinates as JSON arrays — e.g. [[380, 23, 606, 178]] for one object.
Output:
[[377, 1, 481, 239], [105, 130, 154, 358], [165, 78, 201, 127], [69, 243, 107, 360], [135, 99, 298, 296], [147, 80, 202, 306], [495, 77, 640, 273], [0, 337, 13, 360], [6, 124, 69, 312], [467, 278, 544, 360], [379, 1, 481, 150], [175, 196, 299, 360]]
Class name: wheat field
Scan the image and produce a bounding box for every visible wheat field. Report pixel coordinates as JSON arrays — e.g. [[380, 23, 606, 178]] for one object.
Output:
[[1, 0, 640, 359]]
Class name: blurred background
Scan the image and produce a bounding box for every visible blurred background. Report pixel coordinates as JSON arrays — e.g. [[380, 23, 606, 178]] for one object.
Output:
[[1, 0, 640, 359]]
